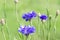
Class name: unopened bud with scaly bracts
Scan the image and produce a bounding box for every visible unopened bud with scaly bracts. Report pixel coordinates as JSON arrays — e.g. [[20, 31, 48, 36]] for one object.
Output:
[[49, 15, 52, 20], [0, 18, 5, 26]]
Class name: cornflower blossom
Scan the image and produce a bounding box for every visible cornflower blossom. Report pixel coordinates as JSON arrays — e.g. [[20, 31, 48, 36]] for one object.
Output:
[[18, 25, 35, 36], [22, 11, 37, 21], [39, 14, 48, 22]]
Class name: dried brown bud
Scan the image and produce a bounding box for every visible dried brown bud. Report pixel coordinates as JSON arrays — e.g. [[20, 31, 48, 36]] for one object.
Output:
[[56, 10, 60, 18], [0, 18, 5, 26], [14, 0, 18, 3], [56, 10, 60, 14]]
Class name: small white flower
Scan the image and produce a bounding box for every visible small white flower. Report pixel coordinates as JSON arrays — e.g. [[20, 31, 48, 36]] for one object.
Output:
[[38, 13, 41, 16], [42, 20, 46, 23]]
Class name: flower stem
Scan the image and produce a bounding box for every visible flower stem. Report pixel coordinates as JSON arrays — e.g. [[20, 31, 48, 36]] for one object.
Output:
[[37, 16, 40, 37], [25, 36, 28, 40], [42, 21, 45, 40], [29, 20, 32, 26]]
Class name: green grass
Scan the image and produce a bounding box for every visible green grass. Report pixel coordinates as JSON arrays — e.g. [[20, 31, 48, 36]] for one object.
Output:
[[0, 0, 60, 40]]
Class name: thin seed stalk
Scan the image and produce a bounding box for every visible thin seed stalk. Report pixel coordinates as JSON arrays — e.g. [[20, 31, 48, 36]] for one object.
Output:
[[1, 27, 6, 40], [15, 2, 25, 40], [2, 30, 6, 40], [5, 22, 11, 40], [3, 0, 11, 40], [53, 18, 57, 33], [3, 0, 6, 18], [53, 17, 57, 40], [15, 3, 20, 25]]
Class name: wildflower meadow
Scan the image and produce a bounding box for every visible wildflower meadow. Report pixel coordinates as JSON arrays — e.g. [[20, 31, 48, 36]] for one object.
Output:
[[0, 0, 60, 40]]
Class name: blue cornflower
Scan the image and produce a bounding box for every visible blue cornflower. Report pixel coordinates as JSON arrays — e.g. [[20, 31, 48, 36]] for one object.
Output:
[[40, 14, 48, 20], [18, 25, 35, 36], [22, 11, 37, 21]]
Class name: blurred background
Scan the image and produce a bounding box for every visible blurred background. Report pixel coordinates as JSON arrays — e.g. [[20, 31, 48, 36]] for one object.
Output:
[[0, 0, 60, 40]]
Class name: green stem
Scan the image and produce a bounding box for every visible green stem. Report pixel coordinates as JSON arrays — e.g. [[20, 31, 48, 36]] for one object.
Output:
[[15, 3, 20, 25], [54, 18, 57, 33], [25, 36, 28, 40], [47, 17, 51, 40], [42, 21, 45, 40], [37, 16, 40, 36], [46, 32, 50, 40], [1, 27, 6, 40], [29, 20, 32, 26], [52, 17, 57, 40], [3, 0, 11, 40], [46, 8, 51, 40], [5, 22, 11, 40]]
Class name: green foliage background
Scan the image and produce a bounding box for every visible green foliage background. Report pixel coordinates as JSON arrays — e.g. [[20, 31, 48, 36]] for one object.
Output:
[[0, 0, 60, 40]]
